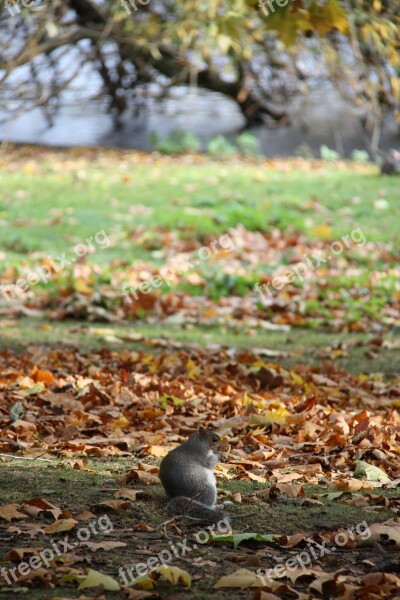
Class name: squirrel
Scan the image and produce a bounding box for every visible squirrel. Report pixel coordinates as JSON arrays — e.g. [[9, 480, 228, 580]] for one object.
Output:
[[159, 427, 229, 523]]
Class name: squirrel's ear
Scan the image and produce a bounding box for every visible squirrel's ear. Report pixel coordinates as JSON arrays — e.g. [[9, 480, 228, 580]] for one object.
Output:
[[198, 427, 206, 439]]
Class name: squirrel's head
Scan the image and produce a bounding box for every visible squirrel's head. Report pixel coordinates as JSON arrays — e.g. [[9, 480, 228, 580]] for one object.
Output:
[[198, 427, 229, 454]]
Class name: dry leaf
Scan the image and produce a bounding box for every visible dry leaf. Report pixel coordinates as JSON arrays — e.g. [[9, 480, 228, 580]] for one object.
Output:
[[44, 519, 78, 534], [0, 504, 27, 521]]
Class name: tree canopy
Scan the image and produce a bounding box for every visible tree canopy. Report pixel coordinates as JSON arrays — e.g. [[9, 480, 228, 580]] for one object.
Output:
[[0, 0, 399, 128]]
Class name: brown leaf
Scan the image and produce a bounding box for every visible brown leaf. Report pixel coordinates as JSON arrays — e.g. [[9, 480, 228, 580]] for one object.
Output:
[[22, 497, 62, 520], [7, 523, 46, 538], [115, 488, 146, 502], [0, 504, 27, 521], [214, 568, 267, 589], [94, 500, 130, 511], [80, 540, 127, 552], [246, 472, 267, 483], [277, 532, 307, 547], [122, 469, 160, 485], [335, 478, 380, 492], [18, 566, 57, 586], [5, 547, 38, 561], [357, 522, 400, 547], [274, 484, 305, 498], [143, 445, 168, 458], [76, 510, 96, 521], [62, 458, 88, 470], [44, 518, 78, 534]]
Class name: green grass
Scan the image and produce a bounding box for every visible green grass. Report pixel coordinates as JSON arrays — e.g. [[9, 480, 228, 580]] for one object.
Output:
[[1, 147, 399, 375], [0, 151, 399, 267]]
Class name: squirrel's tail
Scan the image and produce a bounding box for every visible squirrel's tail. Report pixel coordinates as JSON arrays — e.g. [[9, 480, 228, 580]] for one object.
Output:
[[166, 496, 229, 523]]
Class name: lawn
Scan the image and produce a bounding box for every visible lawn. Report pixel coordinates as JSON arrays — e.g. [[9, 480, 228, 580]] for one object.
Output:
[[0, 145, 399, 599], [1, 147, 398, 262], [1, 145, 399, 368]]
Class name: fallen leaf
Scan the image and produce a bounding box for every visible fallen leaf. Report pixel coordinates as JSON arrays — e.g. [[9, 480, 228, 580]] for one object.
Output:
[[214, 568, 265, 589], [135, 566, 191, 590], [122, 470, 160, 485], [354, 460, 391, 483], [44, 519, 78, 534], [115, 488, 146, 502], [78, 568, 120, 591], [80, 541, 127, 552], [5, 547, 38, 561], [210, 532, 276, 550], [22, 498, 62, 520], [0, 504, 27, 521], [357, 522, 400, 547]]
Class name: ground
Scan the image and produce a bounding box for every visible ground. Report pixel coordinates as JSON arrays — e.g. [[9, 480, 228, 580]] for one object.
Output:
[[0, 146, 399, 599], [0, 461, 398, 600]]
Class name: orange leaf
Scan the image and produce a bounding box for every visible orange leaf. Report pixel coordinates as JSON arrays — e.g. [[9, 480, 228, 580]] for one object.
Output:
[[30, 365, 56, 385]]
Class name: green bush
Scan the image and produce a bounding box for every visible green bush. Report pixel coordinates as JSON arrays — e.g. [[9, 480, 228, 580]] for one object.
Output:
[[350, 149, 370, 164], [236, 132, 261, 157], [296, 144, 315, 159], [149, 128, 200, 154], [320, 145, 341, 161], [207, 135, 237, 158]]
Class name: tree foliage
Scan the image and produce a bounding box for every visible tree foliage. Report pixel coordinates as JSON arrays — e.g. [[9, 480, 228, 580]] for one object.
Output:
[[0, 0, 398, 128]]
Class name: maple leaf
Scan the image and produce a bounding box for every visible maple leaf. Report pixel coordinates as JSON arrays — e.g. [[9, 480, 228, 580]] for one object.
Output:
[[0, 504, 27, 521]]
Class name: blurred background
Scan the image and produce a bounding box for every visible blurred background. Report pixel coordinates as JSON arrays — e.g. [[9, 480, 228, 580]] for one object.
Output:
[[0, 0, 399, 158]]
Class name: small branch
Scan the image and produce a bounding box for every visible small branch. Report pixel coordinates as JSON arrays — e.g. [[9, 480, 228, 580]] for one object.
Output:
[[0, 453, 55, 462]]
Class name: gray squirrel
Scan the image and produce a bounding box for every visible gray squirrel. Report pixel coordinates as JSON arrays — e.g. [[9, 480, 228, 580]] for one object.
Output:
[[159, 427, 229, 522]]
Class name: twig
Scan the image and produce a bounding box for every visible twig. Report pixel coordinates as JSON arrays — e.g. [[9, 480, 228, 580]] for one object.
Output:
[[157, 515, 184, 539], [0, 438, 27, 449], [230, 511, 258, 519], [0, 454, 55, 462], [33, 451, 52, 460], [157, 515, 183, 530]]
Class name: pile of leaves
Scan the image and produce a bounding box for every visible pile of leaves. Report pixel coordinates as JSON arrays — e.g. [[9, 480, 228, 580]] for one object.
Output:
[[1, 345, 399, 479]]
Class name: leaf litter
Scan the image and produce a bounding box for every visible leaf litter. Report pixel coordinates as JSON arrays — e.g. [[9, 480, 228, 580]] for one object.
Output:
[[0, 343, 399, 598]]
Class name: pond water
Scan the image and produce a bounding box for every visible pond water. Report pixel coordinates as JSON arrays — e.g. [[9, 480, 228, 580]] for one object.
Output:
[[0, 81, 398, 157]]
